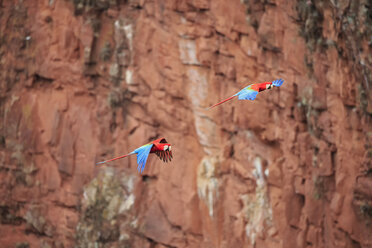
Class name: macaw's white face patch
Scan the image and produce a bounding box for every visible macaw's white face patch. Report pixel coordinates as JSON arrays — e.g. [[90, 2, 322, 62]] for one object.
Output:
[[266, 84, 272, 89], [163, 145, 169, 151]]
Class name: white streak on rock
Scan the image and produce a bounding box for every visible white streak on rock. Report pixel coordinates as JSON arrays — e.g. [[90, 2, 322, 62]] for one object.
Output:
[[183, 40, 220, 218], [119, 194, 135, 213], [125, 69, 133, 84], [124, 24, 133, 51], [179, 40, 200, 65], [187, 68, 218, 154], [242, 156, 274, 245], [197, 156, 219, 217]]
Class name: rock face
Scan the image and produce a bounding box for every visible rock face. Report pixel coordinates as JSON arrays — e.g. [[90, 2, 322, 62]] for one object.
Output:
[[0, 0, 371, 247]]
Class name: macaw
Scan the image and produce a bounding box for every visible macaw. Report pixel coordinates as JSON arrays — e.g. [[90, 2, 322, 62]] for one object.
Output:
[[208, 79, 284, 109], [96, 138, 173, 173]]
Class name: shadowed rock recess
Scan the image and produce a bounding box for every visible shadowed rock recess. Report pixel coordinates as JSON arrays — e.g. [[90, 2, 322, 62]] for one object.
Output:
[[0, 0, 371, 247]]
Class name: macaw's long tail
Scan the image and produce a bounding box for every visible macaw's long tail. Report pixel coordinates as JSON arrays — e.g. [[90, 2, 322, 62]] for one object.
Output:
[[207, 95, 237, 109], [96, 152, 135, 165]]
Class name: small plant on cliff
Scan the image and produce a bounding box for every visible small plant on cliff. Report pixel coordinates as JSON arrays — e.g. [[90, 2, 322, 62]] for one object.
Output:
[[76, 170, 135, 247], [100, 41, 112, 61], [242, 0, 268, 30], [72, 0, 117, 14], [297, 0, 372, 114], [297, 0, 324, 52], [15, 243, 29, 248], [313, 176, 324, 200], [368, 148, 372, 158], [297, 87, 322, 137], [360, 202, 372, 218], [338, 0, 372, 114]]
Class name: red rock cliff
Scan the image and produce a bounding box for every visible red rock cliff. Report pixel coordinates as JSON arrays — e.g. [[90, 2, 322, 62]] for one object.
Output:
[[0, 0, 372, 247]]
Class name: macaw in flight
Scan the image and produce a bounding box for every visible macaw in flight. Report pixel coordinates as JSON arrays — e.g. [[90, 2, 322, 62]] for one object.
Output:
[[208, 79, 284, 109], [96, 138, 173, 173]]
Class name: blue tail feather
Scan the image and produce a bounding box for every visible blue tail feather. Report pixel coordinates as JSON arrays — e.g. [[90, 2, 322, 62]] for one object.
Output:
[[272, 79, 284, 87]]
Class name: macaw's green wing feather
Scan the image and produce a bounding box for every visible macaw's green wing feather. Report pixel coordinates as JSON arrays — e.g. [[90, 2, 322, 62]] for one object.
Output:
[[237, 88, 258, 100], [134, 144, 153, 173]]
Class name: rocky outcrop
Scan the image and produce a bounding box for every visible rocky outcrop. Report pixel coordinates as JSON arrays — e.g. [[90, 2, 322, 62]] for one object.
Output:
[[0, 0, 371, 247]]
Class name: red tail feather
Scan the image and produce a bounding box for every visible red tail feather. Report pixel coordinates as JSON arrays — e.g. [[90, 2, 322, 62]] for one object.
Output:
[[96, 152, 134, 165], [207, 95, 237, 109]]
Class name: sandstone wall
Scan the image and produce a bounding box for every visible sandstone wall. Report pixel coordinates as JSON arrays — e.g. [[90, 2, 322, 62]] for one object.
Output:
[[0, 0, 371, 247]]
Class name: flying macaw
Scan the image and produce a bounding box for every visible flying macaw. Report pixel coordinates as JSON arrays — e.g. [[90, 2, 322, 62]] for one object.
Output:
[[96, 138, 173, 173], [208, 79, 284, 109]]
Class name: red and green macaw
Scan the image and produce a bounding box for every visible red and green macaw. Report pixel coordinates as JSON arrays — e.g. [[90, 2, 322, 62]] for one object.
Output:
[[96, 138, 173, 173], [208, 79, 284, 109]]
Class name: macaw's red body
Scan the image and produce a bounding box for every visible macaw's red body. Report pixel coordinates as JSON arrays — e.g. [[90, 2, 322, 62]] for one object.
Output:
[[208, 79, 284, 109], [96, 138, 173, 173], [150, 138, 173, 162], [249, 82, 273, 92]]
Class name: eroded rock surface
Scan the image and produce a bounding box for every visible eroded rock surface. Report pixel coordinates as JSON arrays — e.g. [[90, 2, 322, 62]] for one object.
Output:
[[0, 0, 371, 247]]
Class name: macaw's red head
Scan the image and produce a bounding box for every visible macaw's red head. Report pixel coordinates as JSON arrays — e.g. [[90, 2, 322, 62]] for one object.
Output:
[[255, 82, 273, 92], [265, 82, 273, 90], [152, 138, 172, 152]]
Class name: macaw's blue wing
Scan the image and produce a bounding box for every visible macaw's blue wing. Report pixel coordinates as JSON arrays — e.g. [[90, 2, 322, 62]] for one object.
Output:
[[272, 79, 284, 87], [133, 144, 153, 173], [237, 89, 258, 100]]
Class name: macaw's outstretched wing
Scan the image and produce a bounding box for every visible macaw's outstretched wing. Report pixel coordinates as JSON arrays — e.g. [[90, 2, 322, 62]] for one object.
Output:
[[134, 144, 153, 173], [155, 150, 173, 162], [237, 88, 258, 100], [272, 79, 284, 87]]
